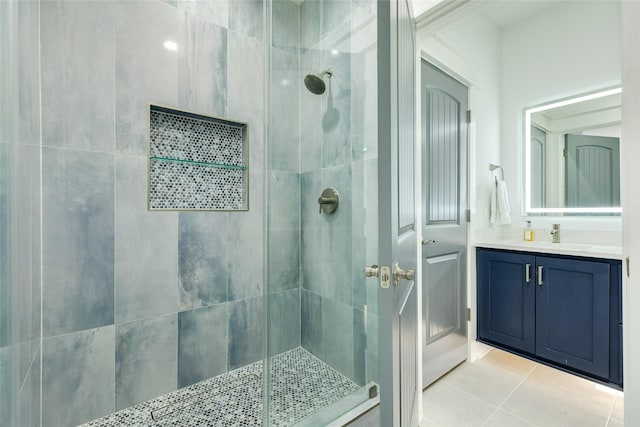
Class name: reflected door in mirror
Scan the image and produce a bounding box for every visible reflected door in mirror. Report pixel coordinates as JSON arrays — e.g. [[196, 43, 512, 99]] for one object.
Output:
[[565, 134, 620, 208], [531, 126, 547, 208]]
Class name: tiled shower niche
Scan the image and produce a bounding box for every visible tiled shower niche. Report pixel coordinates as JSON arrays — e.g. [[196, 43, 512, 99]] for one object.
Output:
[[148, 105, 249, 211]]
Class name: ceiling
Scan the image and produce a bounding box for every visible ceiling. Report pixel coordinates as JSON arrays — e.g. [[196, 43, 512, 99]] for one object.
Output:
[[413, 0, 560, 29]]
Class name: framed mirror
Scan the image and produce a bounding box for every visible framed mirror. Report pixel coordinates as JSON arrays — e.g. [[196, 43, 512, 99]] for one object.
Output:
[[524, 87, 622, 215]]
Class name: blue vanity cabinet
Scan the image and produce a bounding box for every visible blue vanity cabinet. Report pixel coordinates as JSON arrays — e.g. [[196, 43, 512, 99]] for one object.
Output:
[[477, 250, 536, 354], [477, 248, 622, 387], [535, 256, 610, 379]]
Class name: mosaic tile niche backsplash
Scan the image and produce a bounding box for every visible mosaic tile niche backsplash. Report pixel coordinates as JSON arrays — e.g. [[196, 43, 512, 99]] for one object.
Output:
[[149, 105, 249, 211]]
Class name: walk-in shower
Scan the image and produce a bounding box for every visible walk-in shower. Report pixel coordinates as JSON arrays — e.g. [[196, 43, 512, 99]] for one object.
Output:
[[0, 0, 380, 425]]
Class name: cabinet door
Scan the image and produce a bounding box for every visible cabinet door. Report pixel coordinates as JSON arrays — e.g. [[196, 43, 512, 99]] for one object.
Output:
[[478, 250, 536, 354], [535, 256, 610, 379]]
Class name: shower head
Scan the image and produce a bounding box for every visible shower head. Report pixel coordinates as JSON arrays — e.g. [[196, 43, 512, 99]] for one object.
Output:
[[304, 69, 333, 95]]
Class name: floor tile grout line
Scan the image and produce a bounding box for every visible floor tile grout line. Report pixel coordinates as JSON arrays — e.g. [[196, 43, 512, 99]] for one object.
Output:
[[604, 395, 618, 427], [479, 362, 538, 427]]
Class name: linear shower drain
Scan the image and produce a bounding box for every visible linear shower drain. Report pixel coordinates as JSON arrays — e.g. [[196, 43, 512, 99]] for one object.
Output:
[[150, 372, 261, 421]]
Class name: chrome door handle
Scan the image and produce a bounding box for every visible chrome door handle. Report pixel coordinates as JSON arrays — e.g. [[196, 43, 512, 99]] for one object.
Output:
[[364, 265, 379, 277], [538, 266, 543, 286], [393, 261, 415, 286], [365, 265, 391, 288], [525, 263, 531, 283], [421, 239, 436, 245]]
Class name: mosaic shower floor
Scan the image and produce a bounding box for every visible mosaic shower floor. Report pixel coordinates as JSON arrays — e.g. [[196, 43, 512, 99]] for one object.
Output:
[[80, 347, 360, 427]]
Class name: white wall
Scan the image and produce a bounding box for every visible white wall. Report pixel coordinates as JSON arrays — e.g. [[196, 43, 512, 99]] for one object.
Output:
[[500, 1, 622, 236]]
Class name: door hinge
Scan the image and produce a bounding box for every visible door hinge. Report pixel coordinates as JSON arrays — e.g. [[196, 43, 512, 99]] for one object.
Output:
[[627, 256, 630, 278], [563, 148, 568, 157], [466, 209, 471, 223], [467, 308, 471, 321], [466, 110, 472, 124]]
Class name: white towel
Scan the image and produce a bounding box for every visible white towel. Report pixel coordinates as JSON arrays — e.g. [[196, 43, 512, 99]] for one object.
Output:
[[490, 178, 511, 226]]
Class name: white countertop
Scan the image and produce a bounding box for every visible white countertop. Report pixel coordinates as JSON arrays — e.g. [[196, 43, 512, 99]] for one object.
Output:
[[474, 239, 623, 260]]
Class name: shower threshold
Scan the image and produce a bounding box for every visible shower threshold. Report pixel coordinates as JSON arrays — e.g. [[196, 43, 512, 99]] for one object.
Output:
[[80, 347, 361, 427]]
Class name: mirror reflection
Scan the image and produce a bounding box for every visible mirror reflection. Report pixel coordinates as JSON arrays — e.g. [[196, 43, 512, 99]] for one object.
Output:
[[525, 88, 622, 214]]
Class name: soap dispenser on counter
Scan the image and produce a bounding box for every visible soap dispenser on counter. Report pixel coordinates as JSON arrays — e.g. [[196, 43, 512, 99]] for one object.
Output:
[[523, 221, 534, 241]]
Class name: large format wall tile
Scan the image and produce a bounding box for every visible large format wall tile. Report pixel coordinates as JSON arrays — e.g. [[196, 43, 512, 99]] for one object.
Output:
[[350, 14, 377, 163], [268, 288, 301, 355], [268, 171, 300, 292], [178, 212, 228, 311], [0, 347, 11, 427], [321, 49, 352, 169], [42, 326, 115, 427], [269, 48, 299, 172], [300, 0, 321, 49], [41, 0, 115, 153], [272, 0, 299, 53], [229, 297, 264, 369], [300, 170, 324, 296], [42, 148, 114, 337], [301, 289, 323, 359], [228, 31, 265, 168], [17, 346, 40, 427], [115, 154, 178, 323], [178, 0, 229, 29], [11, 144, 41, 386], [229, 0, 263, 41], [321, 1, 351, 39], [116, 0, 179, 155], [322, 298, 354, 381], [178, 13, 228, 117], [17, 0, 41, 147], [0, 144, 9, 347], [228, 171, 264, 301], [366, 314, 379, 384], [178, 305, 228, 388], [116, 315, 178, 410]]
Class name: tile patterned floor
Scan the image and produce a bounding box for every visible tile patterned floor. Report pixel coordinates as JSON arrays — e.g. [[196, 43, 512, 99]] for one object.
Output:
[[80, 347, 360, 427], [421, 348, 624, 427]]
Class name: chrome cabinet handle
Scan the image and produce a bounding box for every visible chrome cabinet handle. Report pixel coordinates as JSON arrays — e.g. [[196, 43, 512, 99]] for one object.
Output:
[[525, 263, 531, 283], [538, 265, 544, 286]]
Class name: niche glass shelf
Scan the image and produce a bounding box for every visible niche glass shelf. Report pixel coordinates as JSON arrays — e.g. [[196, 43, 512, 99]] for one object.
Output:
[[148, 105, 249, 211]]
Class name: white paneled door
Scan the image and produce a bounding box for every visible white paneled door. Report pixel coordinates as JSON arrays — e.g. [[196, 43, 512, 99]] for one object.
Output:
[[420, 59, 469, 388], [377, 0, 419, 426]]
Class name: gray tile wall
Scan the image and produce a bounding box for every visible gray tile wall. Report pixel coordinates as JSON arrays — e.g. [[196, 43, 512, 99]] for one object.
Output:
[[34, 0, 268, 425], [2, 0, 378, 425], [267, 0, 302, 359], [295, 0, 380, 386], [1, 1, 43, 426]]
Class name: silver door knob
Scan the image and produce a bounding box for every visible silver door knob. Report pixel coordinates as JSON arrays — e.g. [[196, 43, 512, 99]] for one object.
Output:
[[422, 239, 436, 245], [364, 265, 379, 277], [393, 261, 415, 286], [365, 265, 391, 288]]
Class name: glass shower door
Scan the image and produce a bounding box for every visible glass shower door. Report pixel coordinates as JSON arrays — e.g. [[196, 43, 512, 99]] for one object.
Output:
[[266, 0, 380, 424]]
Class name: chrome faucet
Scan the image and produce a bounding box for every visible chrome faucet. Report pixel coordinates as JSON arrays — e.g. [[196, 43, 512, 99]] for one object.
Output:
[[551, 224, 560, 243]]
